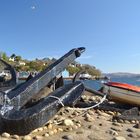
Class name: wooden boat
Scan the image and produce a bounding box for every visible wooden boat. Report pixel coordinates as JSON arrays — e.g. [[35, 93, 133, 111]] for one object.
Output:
[[103, 81, 140, 106]]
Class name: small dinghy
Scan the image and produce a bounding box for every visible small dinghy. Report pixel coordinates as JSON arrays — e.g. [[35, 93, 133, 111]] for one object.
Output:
[[102, 81, 140, 106]]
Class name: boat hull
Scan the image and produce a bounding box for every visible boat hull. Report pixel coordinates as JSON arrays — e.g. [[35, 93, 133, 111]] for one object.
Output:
[[103, 83, 140, 106]]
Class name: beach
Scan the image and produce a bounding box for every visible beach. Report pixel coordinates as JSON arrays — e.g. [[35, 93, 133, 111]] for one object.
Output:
[[0, 90, 140, 140]]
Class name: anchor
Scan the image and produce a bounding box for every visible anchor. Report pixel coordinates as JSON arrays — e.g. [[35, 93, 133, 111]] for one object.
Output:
[[0, 47, 85, 135]]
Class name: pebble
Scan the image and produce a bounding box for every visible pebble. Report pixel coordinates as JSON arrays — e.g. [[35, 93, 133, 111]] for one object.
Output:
[[128, 133, 137, 138], [117, 119, 124, 123], [127, 128, 136, 132], [116, 112, 121, 116], [112, 136, 126, 140], [62, 135, 73, 140], [124, 120, 130, 124], [11, 135, 19, 139], [108, 130, 119, 136], [85, 114, 94, 122], [111, 127, 122, 132], [113, 119, 118, 122], [32, 129, 38, 133], [64, 127, 73, 131], [22, 135, 32, 140], [73, 125, 78, 129], [76, 123, 81, 128], [33, 135, 44, 140], [95, 96, 102, 102], [43, 133, 49, 137], [48, 130, 54, 136], [96, 109, 102, 114], [89, 96, 96, 101], [112, 122, 123, 127], [88, 110, 94, 115], [74, 120, 81, 124], [53, 129, 58, 134], [76, 130, 84, 134], [100, 112, 111, 117], [107, 111, 115, 116], [57, 128, 63, 132], [134, 122, 140, 128], [47, 123, 53, 129], [2, 132, 10, 138], [43, 126, 47, 130], [131, 120, 136, 124], [63, 119, 74, 126], [88, 134, 104, 140], [72, 111, 79, 116], [98, 123, 103, 126], [37, 127, 43, 131]]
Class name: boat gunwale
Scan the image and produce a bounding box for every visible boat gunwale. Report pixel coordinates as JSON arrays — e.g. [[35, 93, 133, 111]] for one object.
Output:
[[105, 82, 140, 93], [104, 85, 140, 97]]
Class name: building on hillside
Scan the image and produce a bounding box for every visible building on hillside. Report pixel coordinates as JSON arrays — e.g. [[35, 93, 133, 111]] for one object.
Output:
[[69, 64, 76, 67], [9, 57, 15, 62], [62, 69, 69, 78], [80, 73, 92, 80], [18, 61, 26, 66]]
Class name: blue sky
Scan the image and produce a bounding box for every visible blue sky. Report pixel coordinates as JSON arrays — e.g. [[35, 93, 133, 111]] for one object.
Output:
[[0, 0, 140, 73]]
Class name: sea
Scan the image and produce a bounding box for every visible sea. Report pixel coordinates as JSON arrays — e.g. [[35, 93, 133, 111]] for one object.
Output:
[[19, 76, 140, 91], [65, 76, 140, 91]]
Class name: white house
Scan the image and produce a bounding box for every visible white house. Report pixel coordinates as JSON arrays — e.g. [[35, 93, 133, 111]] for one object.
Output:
[[18, 61, 26, 66], [62, 69, 69, 78], [80, 73, 92, 79], [9, 57, 15, 62]]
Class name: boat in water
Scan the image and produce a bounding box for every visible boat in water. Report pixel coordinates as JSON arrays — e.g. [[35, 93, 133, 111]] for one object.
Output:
[[102, 81, 140, 106]]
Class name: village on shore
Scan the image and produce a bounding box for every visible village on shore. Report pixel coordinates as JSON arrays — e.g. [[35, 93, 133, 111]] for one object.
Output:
[[0, 52, 107, 81]]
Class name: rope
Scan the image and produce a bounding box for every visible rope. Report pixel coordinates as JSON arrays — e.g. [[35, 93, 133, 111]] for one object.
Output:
[[68, 92, 108, 111], [48, 92, 107, 111], [49, 95, 64, 107]]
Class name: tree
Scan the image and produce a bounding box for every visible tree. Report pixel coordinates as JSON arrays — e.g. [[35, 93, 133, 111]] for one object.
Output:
[[1, 52, 8, 60], [77, 64, 101, 76], [10, 54, 16, 58], [66, 66, 80, 76], [15, 55, 22, 62]]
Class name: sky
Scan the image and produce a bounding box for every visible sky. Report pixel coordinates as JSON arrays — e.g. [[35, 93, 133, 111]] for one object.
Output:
[[0, 0, 140, 73]]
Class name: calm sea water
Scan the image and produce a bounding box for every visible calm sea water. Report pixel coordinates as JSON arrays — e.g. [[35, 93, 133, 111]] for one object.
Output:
[[19, 76, 140, 91], [65, 76, 140, 91]]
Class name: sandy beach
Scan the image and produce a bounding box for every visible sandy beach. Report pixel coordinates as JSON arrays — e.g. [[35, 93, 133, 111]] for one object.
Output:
[[0, 91, 140, 140]]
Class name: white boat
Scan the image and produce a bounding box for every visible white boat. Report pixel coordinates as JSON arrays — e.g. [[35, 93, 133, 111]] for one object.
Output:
[[103, 82, 140, 106]]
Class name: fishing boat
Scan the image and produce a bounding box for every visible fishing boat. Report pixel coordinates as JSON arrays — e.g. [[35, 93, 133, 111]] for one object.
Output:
[[102, 81, 140, 106]]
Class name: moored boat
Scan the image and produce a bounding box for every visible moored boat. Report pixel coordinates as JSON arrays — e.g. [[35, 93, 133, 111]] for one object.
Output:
[[102, 81, 140, 106]]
